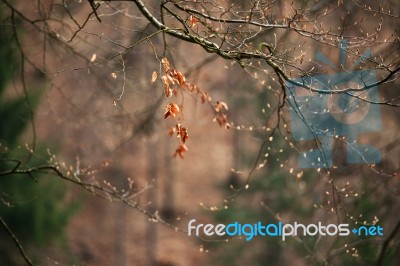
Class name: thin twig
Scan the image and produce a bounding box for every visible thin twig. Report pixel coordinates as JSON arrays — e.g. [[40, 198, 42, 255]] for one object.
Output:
[[0, 215, 36, 266], [376, 216, 400, 266]]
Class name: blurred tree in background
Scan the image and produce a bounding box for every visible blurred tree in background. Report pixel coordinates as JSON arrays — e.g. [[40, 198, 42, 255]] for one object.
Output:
[[0, 0, 399, 265], [210, 74, 397, 266], [0, 16, 77, 265]]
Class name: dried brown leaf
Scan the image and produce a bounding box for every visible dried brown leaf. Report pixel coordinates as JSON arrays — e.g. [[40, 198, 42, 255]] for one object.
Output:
[[173, 143, 188, 159], [215, 101, 229, 112], [151, 71, 158, 83], [189, 15, 197, 27], [164, 103, 180, 119]]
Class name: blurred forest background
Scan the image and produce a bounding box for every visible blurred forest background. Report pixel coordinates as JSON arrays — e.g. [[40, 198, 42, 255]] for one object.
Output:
[[0, 0, 399, 265]]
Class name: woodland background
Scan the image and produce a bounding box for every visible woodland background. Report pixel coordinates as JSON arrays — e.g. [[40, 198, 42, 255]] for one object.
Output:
[[0, 0, 399, 265]]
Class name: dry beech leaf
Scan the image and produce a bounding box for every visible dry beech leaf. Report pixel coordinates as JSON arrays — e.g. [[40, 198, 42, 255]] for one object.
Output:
[[161, 58, 170, 72], [173, 143, 188, 159], [162, 74, 174, 85], [213, 114, 230, 129], [176, 124, 189, 143], [175, 71, 186, 85], [215, 101, 229, 112], [165, 87, 173, 97], [161, 75, 169, 85], [161, 75, 173, 97], [167, 74, 175, 84], [159, 57, 231, 159], [170, 103, 180, 114], [189, 15, 197, 27], [201, 92, 211, 103], [164, 103, 180, 119], [151, 71, 157, 83]]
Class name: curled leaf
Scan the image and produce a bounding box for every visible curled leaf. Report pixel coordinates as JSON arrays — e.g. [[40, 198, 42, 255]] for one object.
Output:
[[165, 87, 173, 97], [164, 103, 180, 119], [176, 124, 189, 143], [161, 75, 169, 85], [161, 58, 171, 72], [161, 75, 173, 97], [215, 101, 229, 112], [175, 71, 186, 85]]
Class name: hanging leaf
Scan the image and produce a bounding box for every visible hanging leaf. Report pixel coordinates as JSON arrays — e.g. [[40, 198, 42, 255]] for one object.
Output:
[[165, 87, 173, 97], [151, 71, 157, 83], [176, 124, 189, 143], [164, 103, 180, 119], [213, 114, 230, 129], [214, 101, 229, 112], [201, 92, 211, 103], [161, 58, 171, 72], [189, 15, 197, 27], [175, 71, 186, 85], [173, 143, 188, 158]]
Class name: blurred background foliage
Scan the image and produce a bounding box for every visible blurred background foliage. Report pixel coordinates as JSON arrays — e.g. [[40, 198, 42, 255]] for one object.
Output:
[[0, 17, 78, 265], [209, 78, 397, 266], [0, 0, 398, 265]]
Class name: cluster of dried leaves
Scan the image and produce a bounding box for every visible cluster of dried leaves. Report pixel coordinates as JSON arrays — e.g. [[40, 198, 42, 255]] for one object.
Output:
[[156, 58, 230, 158]]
